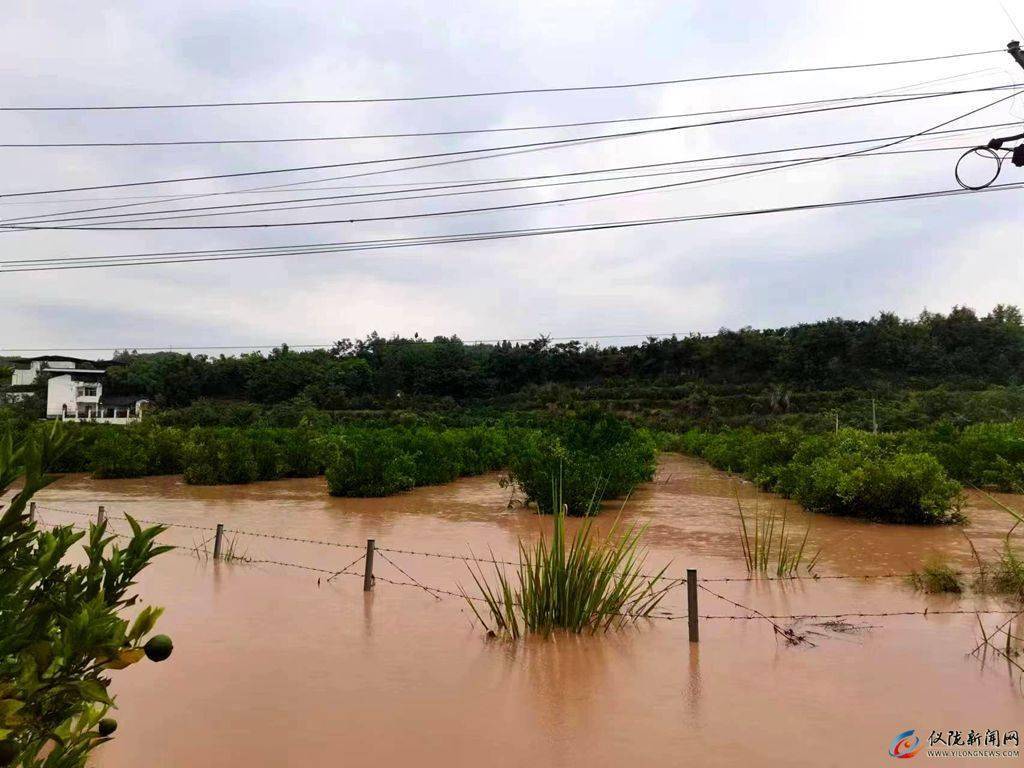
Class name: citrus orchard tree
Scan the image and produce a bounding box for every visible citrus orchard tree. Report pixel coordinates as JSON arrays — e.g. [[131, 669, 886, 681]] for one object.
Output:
[[0, 423, 173, 767]]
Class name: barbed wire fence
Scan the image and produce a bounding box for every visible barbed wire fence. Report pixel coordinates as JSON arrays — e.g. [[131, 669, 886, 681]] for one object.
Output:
[[29, 502, 1024, 641]]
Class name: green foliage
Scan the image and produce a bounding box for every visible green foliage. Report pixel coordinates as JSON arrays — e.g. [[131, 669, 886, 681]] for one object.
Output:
[[679, 427, 964, 524], [322, 432, 415, 497], [0, 423, 172, 767], [275, 427, 323, 477], [89, 430, 150, 479], [908, 557, 964, 593], [181, 430, 257, 485], [991, 545, 1024, 600], [793, 450, 962, 525], [463, 481, 671, 638], [84, 306, 1024, 418], [971, 494, 1024, 600], [395, 427, 464, 486], [249, 430, 283, 481], [506, 410, 656, 515]]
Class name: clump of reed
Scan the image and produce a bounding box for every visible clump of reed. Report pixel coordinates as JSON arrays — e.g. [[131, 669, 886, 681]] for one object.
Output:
[[462, 482, 671, 639], [990, 546, 1024, 600], [969, 492, 1024, 601], [737, 498, 819, 577], [908, 556, 964, 594], [192, 533, 250, 564]]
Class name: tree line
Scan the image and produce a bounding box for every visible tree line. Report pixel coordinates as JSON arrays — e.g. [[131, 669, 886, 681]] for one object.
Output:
[[71, 305, 1022, 410]]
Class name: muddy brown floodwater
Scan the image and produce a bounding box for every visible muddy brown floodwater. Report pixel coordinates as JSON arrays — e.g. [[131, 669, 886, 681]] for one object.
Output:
[[31, 454, 1024, 767]]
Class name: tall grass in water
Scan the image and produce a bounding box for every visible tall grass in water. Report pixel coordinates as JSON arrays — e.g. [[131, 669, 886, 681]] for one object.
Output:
[[737, 498, 819, 577], [908, 556, 964, 593], [979, 493, 1024, 600], [463, 484, 671, 638]]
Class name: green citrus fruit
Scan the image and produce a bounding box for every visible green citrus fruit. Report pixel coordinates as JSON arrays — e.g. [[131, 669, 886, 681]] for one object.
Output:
[[98, 718, 118, 737], [144, 634, 173, 662]]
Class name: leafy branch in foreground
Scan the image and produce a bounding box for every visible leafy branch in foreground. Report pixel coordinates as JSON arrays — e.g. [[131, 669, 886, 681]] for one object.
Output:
[[462, 479, 671, 639], [0, 422, 174, 767]]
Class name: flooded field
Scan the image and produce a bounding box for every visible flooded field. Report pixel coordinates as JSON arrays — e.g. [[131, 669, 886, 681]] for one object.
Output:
[[32, 454, 1023, 767]]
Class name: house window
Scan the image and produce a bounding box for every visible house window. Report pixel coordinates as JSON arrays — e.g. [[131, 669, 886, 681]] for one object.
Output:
[[77, 386, 97, 397]]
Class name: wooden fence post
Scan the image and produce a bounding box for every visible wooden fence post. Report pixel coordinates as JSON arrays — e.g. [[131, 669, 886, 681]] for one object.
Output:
[[687, 568, 699, 643], [28, 501, 35, 523], [213, 523, 224, 560], [97, 505, 106, 526], [363, 539, 376, 591]]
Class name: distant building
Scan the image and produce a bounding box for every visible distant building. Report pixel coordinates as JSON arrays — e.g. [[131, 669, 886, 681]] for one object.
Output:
[[4, 356, 147, 424]]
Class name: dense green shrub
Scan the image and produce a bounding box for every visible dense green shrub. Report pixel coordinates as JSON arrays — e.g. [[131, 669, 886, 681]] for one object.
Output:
[[793, 451, 962, 524], [276, 426, 324, 477], [323, 432, 416, 497], [507, 411, 656, 515], [181, 430, 257, 485], [250, 430, 283, 481], [396, 427, 464, 486], [90, 430, 150, 479], [142, 425, 185, 475], [458, 426, 510, 475], [675, 426, 964, 525]]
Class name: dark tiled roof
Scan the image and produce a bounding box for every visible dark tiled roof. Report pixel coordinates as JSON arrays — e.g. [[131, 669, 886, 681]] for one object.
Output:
[[100, 395, 146, 407], [5, 355, 97, 365]]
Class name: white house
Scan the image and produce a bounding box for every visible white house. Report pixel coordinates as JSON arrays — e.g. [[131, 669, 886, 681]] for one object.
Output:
[[5, 356, 147, 424]]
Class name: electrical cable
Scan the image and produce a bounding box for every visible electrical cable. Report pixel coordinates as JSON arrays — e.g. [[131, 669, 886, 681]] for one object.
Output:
[[4, 180, 1021, 273], [0, 83, 1013, 148], [0, 142, 981, 228], [5, 89, 1016, 231], [0, 86, 1014, 201], [0, 48, 1003, 111]]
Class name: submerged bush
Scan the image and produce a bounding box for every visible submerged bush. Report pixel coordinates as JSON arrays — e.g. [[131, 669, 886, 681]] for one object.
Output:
[[182, 430, 257, 485], [794, 451, 962, 524], [250, 430, 283, 481], [323, 432, 416, 497], [397, 427, 464, 486], [506, 411, 656, 515], [142, 425, 184, 475], [276, 426, 323, 477], [90, 429, 150, 479], [674, 426, 963, 524]]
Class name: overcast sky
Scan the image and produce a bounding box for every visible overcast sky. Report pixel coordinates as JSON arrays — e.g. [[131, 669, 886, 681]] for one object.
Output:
[[2, 1, 1023, 354]]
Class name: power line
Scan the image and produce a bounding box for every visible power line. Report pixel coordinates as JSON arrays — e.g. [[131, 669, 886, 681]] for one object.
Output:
[[0, 84, 1011, 148], [7, 122, 1012, 228], [0, 142, 980, 229], [1, 86, 1015, 201], [0, 49, 1002, 111], [6, 89, 1016, 231], [0, 119, 1017, 210], [5, 181, 1022, 273]]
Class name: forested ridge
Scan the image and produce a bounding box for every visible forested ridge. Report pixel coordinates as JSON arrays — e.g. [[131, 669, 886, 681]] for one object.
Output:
[[89, 305, 1024, 408]]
